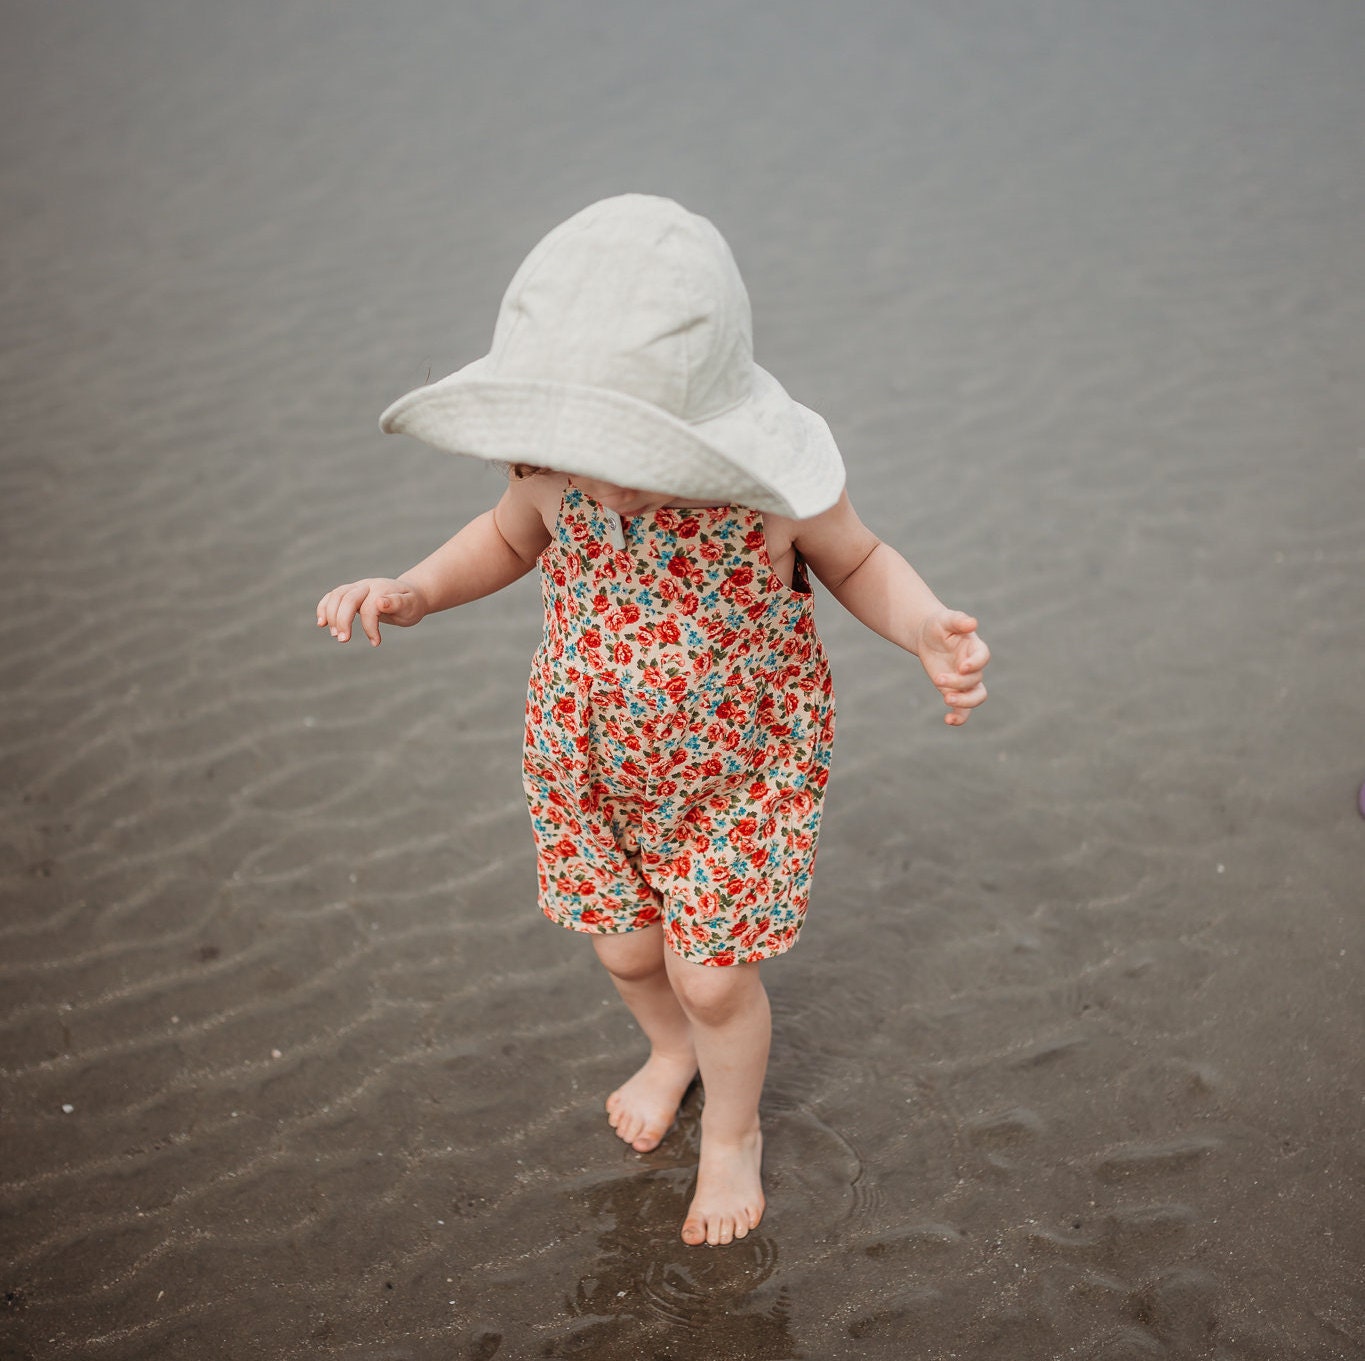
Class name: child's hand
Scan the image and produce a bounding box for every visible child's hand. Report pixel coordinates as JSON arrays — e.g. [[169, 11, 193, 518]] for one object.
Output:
[[917, 609, 989, 726], [315, 578, 427, 646]]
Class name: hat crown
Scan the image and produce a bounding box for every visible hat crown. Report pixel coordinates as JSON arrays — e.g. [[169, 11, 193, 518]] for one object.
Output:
[[488, 195, 753, 423]]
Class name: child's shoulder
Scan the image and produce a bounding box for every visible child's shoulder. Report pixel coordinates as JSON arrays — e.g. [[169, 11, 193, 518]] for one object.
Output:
[[506, 469, 572, 533]]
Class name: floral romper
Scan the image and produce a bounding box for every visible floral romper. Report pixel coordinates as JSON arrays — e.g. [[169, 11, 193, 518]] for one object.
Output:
[[523, 485, 835, 967]]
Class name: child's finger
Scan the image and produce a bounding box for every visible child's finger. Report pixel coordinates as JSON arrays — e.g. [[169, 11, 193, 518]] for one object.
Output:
[[333, 585, 371, 642], [317, 587, 348, 629], [959, 639, 990, 671], [356, 598, 384, 647], [938, 668, 984, 690], [942, 680, 987, 713], [376, 593, 408, 621]]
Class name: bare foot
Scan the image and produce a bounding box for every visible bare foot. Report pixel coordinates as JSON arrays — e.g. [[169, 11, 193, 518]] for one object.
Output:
[[681, 1127, 765, 1246], [605, 1052, 697, 1152]]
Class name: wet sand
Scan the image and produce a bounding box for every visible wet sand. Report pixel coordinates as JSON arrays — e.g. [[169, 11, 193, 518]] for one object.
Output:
[[3, 2, 1364, 1357]]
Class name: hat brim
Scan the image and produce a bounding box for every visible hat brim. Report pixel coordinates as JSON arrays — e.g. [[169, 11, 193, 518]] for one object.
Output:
[[377, 358, 844, 520]]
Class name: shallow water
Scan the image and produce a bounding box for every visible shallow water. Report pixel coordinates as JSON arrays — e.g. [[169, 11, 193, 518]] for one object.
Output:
[[2, 2, 1364, 1358]]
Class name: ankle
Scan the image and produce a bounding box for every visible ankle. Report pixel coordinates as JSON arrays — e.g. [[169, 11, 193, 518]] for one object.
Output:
[[698, 1116, 763, 1148], [647, 1043, 698, 1070]]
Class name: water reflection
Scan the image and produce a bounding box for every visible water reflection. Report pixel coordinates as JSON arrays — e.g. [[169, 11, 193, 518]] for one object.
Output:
[[547, 1097, 797, 1359]]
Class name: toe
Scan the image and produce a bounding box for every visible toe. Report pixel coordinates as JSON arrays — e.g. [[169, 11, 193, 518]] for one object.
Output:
[[681, 1217, 706, 1246]]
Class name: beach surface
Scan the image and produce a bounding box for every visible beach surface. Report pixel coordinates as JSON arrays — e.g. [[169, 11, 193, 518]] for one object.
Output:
[[3, 2, 1363, 1357]]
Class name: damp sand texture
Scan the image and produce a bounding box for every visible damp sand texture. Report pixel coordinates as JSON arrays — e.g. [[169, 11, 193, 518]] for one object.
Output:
[[3, 2, 1365, 1359]]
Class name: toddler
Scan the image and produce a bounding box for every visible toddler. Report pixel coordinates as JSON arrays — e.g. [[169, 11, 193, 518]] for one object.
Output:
[[316, 195, 989, 1247]]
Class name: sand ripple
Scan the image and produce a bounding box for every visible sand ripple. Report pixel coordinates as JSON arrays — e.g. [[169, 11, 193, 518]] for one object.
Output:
[[5, 1, 1365, 1357]]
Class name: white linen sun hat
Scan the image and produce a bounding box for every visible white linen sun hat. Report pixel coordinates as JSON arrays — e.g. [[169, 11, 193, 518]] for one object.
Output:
[[378, 194, 845, 519]]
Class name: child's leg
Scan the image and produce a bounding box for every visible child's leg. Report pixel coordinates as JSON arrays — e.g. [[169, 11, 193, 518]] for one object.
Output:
[[663, 953, 770, 1247], [591, 925, 698, 1152]]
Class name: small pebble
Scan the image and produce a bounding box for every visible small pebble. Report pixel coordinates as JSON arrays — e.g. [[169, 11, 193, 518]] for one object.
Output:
[[61, 1104, 74, 1114]]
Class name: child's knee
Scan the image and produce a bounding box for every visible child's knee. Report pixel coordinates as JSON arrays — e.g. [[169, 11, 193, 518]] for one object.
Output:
[[666, 954, 761, 1025], [591, 925, 666, 983]]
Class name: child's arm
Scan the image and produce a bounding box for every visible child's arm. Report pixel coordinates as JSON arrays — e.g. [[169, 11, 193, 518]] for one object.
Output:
[[315, 473, 552, 646], [794, 490, 990, 725]]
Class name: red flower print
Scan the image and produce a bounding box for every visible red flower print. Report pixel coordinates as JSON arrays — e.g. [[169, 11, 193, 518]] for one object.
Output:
[[524, 485, 833, 968]]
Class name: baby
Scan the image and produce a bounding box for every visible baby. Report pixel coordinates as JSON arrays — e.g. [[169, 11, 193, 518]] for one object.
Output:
[[316, 195, 988, 1247]]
